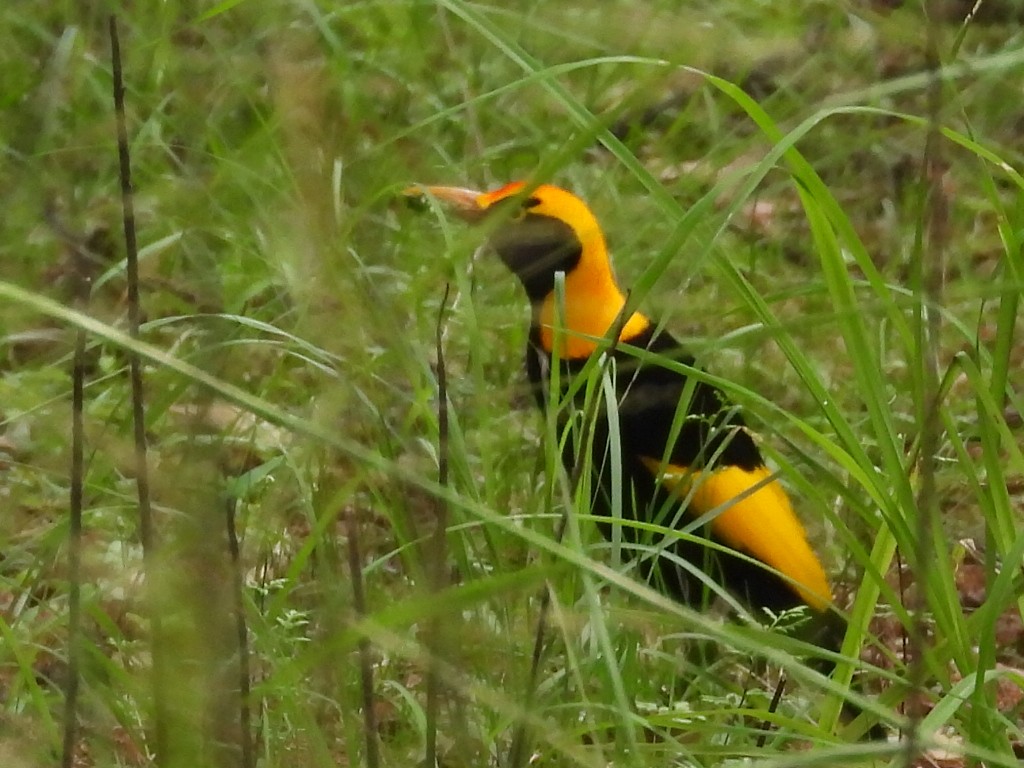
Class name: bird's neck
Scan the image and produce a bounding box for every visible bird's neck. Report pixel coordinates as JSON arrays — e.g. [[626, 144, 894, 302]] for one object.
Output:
[[534, 240, 650, 359]]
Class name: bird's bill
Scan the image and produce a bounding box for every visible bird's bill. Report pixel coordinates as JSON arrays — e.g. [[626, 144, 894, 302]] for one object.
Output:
[[404, 184, 487, 222]]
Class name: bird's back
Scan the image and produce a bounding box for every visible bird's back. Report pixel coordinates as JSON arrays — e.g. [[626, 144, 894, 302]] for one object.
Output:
[[526, 325, 819, 614]]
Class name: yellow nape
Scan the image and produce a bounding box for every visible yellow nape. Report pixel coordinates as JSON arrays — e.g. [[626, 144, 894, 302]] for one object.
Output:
[[641, 458, 833, 611], [530, 202, 650, 358], [538, 290, 650, 359]]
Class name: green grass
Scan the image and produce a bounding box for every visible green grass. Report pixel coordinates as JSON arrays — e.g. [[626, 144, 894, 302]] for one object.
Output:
[[2, 1, 1023, 766]]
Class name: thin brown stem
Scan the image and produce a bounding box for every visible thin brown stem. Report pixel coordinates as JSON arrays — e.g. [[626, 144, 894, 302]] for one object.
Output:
[[225, 497, 254, 768], [425, 284, 453, 768], [109, 16, 169, 760], [345, 505, 380, 768], [61, 270, 89, 767]]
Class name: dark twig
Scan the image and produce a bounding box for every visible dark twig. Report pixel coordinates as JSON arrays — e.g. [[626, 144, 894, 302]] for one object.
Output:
[[507, 294, 634, 768], [756, 675, 787, 749], [61, 222, 92, 768], [110, 16, 169, 760], [346, 505, 380, 768], [425, 284, 453, 768], [225, 497, 254, 768]]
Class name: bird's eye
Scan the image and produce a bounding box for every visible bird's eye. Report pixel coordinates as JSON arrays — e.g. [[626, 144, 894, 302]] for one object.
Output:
[[492, 194, 540, 221], [510, 196, 541, 221]]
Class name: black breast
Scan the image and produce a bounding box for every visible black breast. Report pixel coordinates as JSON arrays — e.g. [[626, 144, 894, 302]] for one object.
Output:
[[525, 325, 762, 473], [524, 324, 781, 608]]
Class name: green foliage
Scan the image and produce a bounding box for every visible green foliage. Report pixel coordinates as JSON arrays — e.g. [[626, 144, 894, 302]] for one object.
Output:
[[1, 1, 1023, 766]]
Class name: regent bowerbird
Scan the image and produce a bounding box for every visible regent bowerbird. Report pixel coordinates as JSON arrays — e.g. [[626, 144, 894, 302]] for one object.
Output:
[[405, 180, 881, 737]]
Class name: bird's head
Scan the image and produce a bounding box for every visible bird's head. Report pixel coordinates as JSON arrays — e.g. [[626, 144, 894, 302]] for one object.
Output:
[[407, 182, 611, 302], [407, 181, 649, 356]]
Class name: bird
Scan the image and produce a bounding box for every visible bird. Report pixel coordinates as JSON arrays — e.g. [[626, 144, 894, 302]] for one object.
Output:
[[405, 180, 878, 734]]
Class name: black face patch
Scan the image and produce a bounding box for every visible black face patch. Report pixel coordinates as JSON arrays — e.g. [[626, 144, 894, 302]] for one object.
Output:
[[489, 213, 583, 302]]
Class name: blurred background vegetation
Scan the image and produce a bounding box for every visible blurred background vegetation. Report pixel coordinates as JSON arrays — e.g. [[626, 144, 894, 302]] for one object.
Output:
[[1, 1, 1023, 766]]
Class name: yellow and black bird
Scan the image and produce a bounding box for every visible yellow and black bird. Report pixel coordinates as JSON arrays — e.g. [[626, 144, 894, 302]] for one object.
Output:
[[407, 181, 875, 730]]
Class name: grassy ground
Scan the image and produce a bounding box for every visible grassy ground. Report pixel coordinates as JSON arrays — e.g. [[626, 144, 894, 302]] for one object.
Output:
[[2, 1, 1023, 766]]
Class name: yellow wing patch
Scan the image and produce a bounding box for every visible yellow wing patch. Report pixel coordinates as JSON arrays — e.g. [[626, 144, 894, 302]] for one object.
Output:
[[641, 458, 833, 611]]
